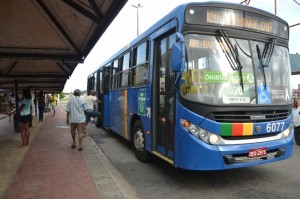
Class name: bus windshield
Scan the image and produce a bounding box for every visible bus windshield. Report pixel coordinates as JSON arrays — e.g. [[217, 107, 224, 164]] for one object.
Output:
[[181, 34, 292, 105]]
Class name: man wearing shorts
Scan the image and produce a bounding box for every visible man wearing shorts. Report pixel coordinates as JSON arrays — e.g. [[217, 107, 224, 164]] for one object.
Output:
[[66, 89, 86, 151]]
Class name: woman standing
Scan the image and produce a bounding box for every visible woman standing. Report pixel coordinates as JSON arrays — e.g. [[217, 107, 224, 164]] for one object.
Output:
[[19, 89, 32, 147], [38, 91, 45, 122]]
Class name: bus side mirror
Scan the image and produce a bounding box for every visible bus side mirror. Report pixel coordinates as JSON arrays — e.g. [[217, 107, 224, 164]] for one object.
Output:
[[171, 33, 185, 72], [172, 33, 185, 88], [172, 43, 182, 72]]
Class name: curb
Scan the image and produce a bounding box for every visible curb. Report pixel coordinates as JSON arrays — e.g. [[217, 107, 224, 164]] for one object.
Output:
[[82, 135, 138, 199]]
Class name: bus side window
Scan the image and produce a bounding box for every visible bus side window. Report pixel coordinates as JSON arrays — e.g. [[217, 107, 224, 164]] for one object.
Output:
[[120, 52, 131, 88], [132, 41, 149, 87], [94, 72, 98, 91], [111, 59, 119, 89], [103, 68, 110, 94]]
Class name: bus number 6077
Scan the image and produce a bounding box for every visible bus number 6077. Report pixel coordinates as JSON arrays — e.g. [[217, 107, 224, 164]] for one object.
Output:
[[266, 122, 285, 133]]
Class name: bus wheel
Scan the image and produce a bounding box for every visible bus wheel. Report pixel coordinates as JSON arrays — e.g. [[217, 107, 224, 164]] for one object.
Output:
[[133, 120, 150, 162], [294, 127, 300, 146]]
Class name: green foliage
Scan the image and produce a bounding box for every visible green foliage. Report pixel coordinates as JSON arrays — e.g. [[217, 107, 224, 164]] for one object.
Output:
[[59, 92, 65, 99]]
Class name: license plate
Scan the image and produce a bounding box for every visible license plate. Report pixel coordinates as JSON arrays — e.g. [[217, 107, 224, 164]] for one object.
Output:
[[248, 147, 267, 158]]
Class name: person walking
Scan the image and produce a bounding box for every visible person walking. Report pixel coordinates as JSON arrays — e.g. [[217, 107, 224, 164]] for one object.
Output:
[[7, 102, 15, 122], [38, 91, 45, 122], [66, 89, 86, 151], [50, 93, 57, 117], [84, 90, 102, 126], [19, 89, 32, 147]]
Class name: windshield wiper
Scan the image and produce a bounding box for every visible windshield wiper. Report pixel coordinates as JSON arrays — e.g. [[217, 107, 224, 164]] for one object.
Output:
[[256, 38, 277, 90], [216, 30, 244, 92]]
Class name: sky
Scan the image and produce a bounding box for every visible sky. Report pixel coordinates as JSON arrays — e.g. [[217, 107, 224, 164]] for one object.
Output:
[[63, 0, 300, 93]]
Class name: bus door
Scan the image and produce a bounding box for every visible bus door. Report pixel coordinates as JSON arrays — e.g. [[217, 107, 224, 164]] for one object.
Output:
[[101, 66, 110, 127], [95, 69, 103, 127], [153, 33, 176, 159]]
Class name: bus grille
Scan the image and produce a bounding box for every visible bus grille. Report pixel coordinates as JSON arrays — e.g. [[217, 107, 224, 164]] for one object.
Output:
[[212, 110, 290, 123]]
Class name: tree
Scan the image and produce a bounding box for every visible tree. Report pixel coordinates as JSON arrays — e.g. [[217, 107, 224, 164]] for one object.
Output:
[[59, 92, 65, 99]]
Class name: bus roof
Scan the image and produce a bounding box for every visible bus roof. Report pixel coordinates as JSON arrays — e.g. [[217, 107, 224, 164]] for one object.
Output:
[[90, 1, 289, 76]]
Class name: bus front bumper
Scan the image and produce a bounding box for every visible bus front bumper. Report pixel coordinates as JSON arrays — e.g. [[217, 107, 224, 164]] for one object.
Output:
[[174, 132, 293, 170]]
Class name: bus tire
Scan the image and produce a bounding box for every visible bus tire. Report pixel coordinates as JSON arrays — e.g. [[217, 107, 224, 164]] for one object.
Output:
[[133, 120, 150, 162], [294, 127, 300, 146]]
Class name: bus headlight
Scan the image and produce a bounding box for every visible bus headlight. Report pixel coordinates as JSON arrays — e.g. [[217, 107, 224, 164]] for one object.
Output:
[[209, 134, 219, 144], [281, 124, 292, 138], [190, 125, 199, 135], [181, 119, 224, 145], [198, 130, 208, 140]]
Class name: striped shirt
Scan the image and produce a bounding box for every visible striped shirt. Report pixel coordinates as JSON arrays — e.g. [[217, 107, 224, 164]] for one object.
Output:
[[66, 96, 86, 123]]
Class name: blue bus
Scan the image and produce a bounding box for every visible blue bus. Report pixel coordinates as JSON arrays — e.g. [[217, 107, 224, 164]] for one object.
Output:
[[87, 2, 293, 170]]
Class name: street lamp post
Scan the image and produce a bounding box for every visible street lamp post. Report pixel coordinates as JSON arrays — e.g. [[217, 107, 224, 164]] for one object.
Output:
[[132, 3, 143, 36], [274, 0, 277, 15]]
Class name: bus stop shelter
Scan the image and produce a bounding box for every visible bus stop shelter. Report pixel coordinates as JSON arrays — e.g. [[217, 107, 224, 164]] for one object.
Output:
[[0, 0, 127, 131], [0, 0, 127, 94]]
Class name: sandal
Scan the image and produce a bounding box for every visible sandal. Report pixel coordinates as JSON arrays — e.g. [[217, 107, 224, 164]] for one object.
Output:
[[71, 144, 76, 149], [78, 147, 83, 151]]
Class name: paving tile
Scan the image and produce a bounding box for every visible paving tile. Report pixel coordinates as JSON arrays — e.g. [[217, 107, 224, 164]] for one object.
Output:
[[1, 105, 102, 199]]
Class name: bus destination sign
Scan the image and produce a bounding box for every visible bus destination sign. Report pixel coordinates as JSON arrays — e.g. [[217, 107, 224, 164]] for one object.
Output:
[[185, 6, 289, 39], [207, 10, 273, 33]]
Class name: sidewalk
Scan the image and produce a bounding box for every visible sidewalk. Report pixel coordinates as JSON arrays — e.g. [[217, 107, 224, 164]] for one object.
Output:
[[0, 104, 136, 199], [0, 113, 7, 120]]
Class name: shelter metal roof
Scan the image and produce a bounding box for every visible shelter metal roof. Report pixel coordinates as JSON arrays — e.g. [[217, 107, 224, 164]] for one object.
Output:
[[0, 0, 127, 93]]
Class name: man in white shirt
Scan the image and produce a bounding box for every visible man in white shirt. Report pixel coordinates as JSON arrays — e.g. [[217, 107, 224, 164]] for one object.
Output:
[[66, 89, 86, 151], [84, 90, 102, 126]]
